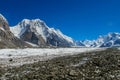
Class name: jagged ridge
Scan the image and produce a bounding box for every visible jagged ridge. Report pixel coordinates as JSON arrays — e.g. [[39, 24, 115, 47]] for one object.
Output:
[[10, 19, 75, 47], [77, 32, 120, 47]]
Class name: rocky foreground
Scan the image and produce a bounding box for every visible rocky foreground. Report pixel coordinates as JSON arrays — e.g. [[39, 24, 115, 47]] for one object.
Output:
[[0, 48, 120, 80]]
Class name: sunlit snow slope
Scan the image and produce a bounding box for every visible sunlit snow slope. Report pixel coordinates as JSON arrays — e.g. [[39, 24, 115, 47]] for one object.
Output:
[[10, 19, 74, 47]]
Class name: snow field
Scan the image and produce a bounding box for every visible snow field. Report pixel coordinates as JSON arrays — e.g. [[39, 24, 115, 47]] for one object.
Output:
[[0, 48, 105, 67], [0, 48, 104, 58]]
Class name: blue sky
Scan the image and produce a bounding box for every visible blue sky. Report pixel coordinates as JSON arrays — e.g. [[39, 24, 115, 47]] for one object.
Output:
[[0, 0, 120, 40]]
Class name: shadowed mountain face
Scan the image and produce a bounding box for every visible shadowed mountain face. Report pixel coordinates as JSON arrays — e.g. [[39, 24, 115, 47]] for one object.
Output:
[[10, 19, 75, 47], [0, 14, 31, 48]]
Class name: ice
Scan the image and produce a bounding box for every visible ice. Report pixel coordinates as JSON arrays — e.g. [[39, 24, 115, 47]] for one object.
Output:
[[0, 48, 105, 67], [0, 48, 104, 58]]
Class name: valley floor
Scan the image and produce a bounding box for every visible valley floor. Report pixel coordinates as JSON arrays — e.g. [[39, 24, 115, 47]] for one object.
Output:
[[0, 48, 103, 67], [0, 48, 120, 80]]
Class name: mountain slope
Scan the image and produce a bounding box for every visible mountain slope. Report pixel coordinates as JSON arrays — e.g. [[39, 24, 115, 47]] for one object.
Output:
[[10, 19, 74, 47], [2, 13, 120, 48], [80, 32, 120, 47], [0, 14, 31, 48], [99, 32, 120, 47]]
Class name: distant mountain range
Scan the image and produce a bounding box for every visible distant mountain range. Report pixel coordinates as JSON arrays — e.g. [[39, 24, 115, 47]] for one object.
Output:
[[81, 32, 120, 47], [0, 13, 120, 48]]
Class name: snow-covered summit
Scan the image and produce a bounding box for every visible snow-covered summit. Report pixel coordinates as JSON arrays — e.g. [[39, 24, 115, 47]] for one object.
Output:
[[98, 32, 120, 47], [82, 40, 97, 47], [10, 19, 74, 47], [11, 19, 47, 39], [80, 32, 120, 47]]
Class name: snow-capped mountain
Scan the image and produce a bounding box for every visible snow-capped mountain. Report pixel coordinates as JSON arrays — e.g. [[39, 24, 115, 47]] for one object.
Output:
[[1, 13, 120, 48], [10, 19, 74, 47], [98, 32, 120, 47], [80, 32, 120, 47], [74, 41, 85, 47], [82, 40, 97, 47], [0, 14, 31, 48]]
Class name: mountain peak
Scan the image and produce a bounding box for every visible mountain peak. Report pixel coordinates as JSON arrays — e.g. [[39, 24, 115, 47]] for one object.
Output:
[[21, 19, 30, 23], [18, 19, 46, 28], [108, 32, 120, 37], [0, 13, 10, 30], [11, 18, 74, 47], [32, 19, 43, 22], [80, 32, 120, 47], [21, 19, 44, 23]]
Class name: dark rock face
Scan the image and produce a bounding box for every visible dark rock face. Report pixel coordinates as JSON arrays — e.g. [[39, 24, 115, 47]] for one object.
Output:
[[19, 24, 46, 46], [20, 27, 73, 47], [46, 33, 73, 47], [0, 29, 31, 48], [0, 15, 10, 30], [21, 31, 46, 46]]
